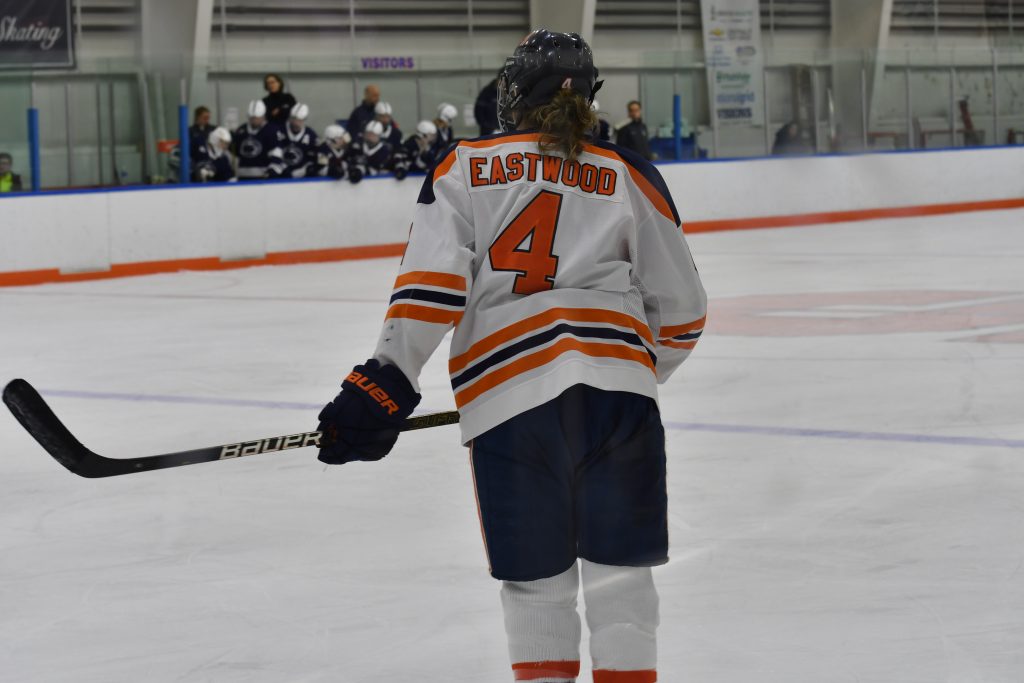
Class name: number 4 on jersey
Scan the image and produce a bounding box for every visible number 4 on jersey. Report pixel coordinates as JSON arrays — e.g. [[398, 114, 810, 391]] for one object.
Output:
[[488, 190, 563, 295]]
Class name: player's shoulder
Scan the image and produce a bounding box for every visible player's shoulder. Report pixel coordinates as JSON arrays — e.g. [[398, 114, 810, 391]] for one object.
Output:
[[584, 140, 680, 227]]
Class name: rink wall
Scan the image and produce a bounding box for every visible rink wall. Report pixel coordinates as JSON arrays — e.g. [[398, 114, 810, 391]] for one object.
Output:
[[1, 146, 1022, 286]]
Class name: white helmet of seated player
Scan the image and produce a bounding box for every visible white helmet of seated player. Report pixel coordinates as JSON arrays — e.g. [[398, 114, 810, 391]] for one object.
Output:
[[590, 99, 600, 113], [208, 126, 232, 152], [324, 124, 351, 150], [289, 103, 309, 134], [416, 120, 438, 146], [436, 103, 457, 126], [247, 99, 266, 126], [374, 101, 393, 125], [363, 120, 384, 146]]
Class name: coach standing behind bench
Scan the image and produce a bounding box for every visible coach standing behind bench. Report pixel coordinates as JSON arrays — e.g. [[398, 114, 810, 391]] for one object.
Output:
[[615, 100, 653, 160]]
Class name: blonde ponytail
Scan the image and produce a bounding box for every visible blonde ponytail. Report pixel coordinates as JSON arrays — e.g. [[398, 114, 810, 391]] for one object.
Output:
[[519, 89, 598, 161]]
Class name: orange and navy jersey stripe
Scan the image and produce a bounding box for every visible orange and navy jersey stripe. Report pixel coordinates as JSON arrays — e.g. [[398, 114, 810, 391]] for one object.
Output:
[[449, 308, 656, 409], [657, 315, 705, 350], [385, 270, 467, 326]]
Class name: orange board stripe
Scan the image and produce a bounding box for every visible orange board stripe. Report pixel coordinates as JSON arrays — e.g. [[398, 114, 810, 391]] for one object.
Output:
[[684, 197, 1024, 233], [512, 660, 582, 680], [385, 302, 463, 326], [448, 307, 654, 374], [592, 669, 657, 683], [393, 270, 467, 291], [659, 316, 706, 338], [454, 337, 656, 408]]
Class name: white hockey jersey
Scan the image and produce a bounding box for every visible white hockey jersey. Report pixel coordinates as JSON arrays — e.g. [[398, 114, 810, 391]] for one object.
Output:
[[373, 131, 707, 444]]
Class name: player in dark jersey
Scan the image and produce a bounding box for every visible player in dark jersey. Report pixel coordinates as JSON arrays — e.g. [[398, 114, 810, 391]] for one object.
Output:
[[433, 102, 458, 151], [316, 124, 352, 180], [373, 101, 404, 148], [268, 103, 319, 179], [345, 120, 393, 180], [391, 120, 438, 180], [191, 127, 235, 183], [234, 100, 282, 180]]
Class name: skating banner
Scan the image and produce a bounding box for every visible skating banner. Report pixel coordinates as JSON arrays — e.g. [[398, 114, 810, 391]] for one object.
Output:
[[0, 0, 75, 70], [700, 0, 764, 127]]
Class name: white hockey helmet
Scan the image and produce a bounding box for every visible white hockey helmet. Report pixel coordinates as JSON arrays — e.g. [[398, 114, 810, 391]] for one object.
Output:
[[416, 120, 438, 137], [437, 102, 457, 123], [247, 99, 266, 118], [208, 126, 232, 146], [324, 124, 351, 144], [374, 101, 393, 116], [290, 103, 309, 120], [364, 120, 384, 137], [590, 99, 600, 112]]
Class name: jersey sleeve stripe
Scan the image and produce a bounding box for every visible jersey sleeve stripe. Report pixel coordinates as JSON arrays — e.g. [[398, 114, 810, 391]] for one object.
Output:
[[393, 270, 467, 291], [448, 307, 654, 374], [389, 289, 467, 307], [659, 339, 698, 350], [385, 303, 463, 326], [658, 316, 706, 338], [454, 338, 656, 409], [450, 322, 656, 390]]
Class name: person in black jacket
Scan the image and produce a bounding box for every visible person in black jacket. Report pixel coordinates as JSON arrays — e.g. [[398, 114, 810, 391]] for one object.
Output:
[[0, 152, 24, 193], [262, 74, 297, 125], [189, 106, 215, 157], [615, 100, 652, 160], [346, 84, 381, 141], [474, 77, 499, 136]]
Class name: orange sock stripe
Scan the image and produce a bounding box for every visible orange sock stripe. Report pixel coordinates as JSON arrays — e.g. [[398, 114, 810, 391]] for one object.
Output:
[[385, 303, 463, 326], [454, 337, 656, 408], [592, 669, 657, 683], [659, 315, 707, 337], [513, 660, 581, 680], [393, 270, 467, 291]]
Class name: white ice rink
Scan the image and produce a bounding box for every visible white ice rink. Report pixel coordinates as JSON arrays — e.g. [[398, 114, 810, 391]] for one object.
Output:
[[1, 209, 1023, 682]]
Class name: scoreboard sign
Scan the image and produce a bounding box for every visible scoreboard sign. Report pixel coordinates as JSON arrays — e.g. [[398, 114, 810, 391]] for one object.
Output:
[[0, 0, 75, 70]]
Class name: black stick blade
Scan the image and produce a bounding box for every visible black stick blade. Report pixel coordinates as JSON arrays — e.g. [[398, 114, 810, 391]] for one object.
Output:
[[3, 378, 101, 477]]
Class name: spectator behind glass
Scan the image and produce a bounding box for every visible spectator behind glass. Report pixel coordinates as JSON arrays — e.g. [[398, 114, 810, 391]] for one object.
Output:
[[615, 100, 652, 160], [189, 106, 215, 156], [263, 74, 297, 125], [347, 85, 381, 141], [772, 121, 813, 156], [0, 152, 24, 193], [474, 77, 499, 136]]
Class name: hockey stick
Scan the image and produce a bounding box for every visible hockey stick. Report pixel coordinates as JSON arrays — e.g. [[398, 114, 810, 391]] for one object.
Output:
[[2, 379, 459, 479]]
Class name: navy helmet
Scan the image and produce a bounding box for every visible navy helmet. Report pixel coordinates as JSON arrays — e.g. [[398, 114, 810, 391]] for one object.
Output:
[[497, 29, 603, 132]]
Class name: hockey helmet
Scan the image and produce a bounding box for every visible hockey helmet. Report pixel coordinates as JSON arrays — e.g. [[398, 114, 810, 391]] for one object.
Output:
[[437, 103, 457, 124], [497, 28, 602, 132], [290, 103, 310, 121], [374, 101, 393, 116], [208, 126, 232, 148], [590, 99, 600, 112], [247, 99, 266, 118], [416, 120, 438, 137], [363, 119, 384, 143], [324, 124, 351, 145]]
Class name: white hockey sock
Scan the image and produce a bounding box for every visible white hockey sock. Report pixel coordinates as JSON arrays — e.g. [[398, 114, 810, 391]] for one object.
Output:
[[581, 560, 659, 679], [501, 563, 582, 681]]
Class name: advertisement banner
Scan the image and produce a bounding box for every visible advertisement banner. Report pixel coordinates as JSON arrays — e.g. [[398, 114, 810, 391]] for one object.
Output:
[[0, 0, 75, 70], [701, 0, 763, 127]]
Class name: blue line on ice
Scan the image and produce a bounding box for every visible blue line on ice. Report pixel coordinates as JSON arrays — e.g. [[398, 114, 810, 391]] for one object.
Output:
[[39, 388, 1024, 450]]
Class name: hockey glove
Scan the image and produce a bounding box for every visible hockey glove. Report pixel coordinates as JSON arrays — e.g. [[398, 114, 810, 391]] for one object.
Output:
[[317, 359, 421, 465]]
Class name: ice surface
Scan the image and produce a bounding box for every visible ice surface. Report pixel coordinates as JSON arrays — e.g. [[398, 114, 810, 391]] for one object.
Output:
[[1, 209, 1023, 682]]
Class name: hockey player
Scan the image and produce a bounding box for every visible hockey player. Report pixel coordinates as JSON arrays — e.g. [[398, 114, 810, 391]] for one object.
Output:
[[434, 102, 458, 150], [590, 99, 612, 142], [268, 103, 319, 179], [191, 127, 236, 183], [234, 100, 282, 180], [373, 101, 404, 147], [316, 29, 706, 682], [316, 124, 351, 180], [390, 120, 438, 180], [344, 120, 393, 180]]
